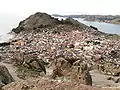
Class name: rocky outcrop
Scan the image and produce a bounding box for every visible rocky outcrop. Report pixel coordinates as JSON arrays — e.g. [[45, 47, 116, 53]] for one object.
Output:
[[62, 18, 82, 26], [61, 17, 90, 30], [51, 57, 92, 85], [12, 52, 47, 75], [0, 65, 14, 85], [12, 12, 61, 33], [23, 57, 47, 74], [12, 12, 97, 34], [71, 63, 92, 85]]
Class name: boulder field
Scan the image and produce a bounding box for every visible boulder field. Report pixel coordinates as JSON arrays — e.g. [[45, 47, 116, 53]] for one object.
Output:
[[0, 12, 120, 90]]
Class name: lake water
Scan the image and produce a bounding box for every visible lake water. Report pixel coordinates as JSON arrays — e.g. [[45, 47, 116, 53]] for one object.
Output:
[[55, 17, 120, 34]]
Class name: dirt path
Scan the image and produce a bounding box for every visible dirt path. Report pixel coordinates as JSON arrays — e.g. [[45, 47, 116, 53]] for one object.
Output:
[[0, 62, 21, 81], [90, 70, 120, 87]]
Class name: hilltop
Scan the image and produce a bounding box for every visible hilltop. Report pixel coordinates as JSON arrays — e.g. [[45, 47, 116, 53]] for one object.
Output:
[[12, 12, 103, 35], [12, 12, 61, 33]]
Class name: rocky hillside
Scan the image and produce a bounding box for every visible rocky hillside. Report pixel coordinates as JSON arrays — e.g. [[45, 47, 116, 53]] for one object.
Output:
[[12, 12, 61, 33], [1, 12, 120, 90], [12, 12, 102, 34]]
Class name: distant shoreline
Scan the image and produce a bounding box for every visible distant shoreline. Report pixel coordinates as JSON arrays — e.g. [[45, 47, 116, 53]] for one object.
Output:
[[53, 14, 120, 25]]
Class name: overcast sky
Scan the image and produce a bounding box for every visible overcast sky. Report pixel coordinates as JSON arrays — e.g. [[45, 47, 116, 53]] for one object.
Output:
[[0, 0, 120, 16]]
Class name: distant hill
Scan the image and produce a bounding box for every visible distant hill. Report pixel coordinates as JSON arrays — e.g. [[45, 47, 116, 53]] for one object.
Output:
[[52, 14, 87, 18], [53, 14, 120, 24], [111, 18, 120, 24]]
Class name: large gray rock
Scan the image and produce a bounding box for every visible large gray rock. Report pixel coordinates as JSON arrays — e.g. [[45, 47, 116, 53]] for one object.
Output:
[[23, 55, 47, 74], [0, 65, 14, 85]]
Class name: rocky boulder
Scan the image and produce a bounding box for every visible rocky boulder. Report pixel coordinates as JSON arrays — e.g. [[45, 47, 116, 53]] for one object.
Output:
[[62, 17, 88, 29], [11, 52, 47, 75], [70, 63, 92, 85], [12, 12, 61, 33], [23, 54, 47, 74], [0, 65, 14, 85], [51, 59, 92, 86]]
